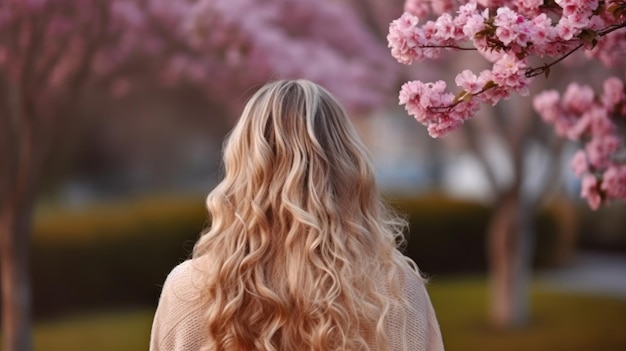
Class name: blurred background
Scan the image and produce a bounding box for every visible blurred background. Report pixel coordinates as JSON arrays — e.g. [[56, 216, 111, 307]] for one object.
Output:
[[1, 0, 625, 350]]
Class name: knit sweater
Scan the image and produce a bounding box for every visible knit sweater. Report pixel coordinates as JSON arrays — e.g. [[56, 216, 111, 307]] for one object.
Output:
[[150, 258, 445, 351]]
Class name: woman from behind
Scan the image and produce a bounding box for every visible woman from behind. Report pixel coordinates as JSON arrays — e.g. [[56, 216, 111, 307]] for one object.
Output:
[[150, 79, 444, 351]]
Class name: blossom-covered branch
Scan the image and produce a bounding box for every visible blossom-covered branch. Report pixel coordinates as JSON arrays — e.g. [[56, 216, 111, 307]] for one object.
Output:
[[388, 0, 626, 208], [534, 79, 626, 209]]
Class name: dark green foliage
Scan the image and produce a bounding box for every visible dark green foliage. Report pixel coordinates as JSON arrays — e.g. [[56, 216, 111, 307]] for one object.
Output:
[[388, 195, 560, 274], [30, 194, 561, 318], [576, 203, 626, 253], [31, 197, 207, 318]]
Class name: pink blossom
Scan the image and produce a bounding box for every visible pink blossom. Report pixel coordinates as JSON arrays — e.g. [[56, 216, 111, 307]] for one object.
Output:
[[457, 2, 478, 21], [556, 16, 586, 41], [467, 67, 504, 103], [388, 13, 422, 65], [476, 0, 499, 7], [555, 0, 580, 17], [518, 0, 543, 16], [455, 69, 482, 94], [514, 20, 533, 47], [399, 80, 421, 105], [581, 174, 602, 210], [495, 25, 517, 46], [422, 20, 438, 40], [463, 13, 488, 39], [585, 31, 626, 66], [530, 14, 556, 55], [453, 97, 481, 119], [585, 135, 620, 169], [432, 0, 456, 15], [562, 83, 594, 114], [494, 7, 519, 27], [533, 90, 561, 123], [399, 80, 443, 124], [427, 117, 464, 137], [558, 0, 599, 15], [419, 81, 451, 109], [587, 15, 607, 31], [492, 54, 529, 95], [477, 69, 494, 86], [494, 7, 526, 46], [426, 98, 480, 137], [588, 106, 615, 136], [563, 104, 611, 140], [404, 0, 430, 18], [435, 13, 457, 40], [481, 85, 511, 105], [399, 79, 478, 138], [421, 21, 445, 59], [571, 150, 589, 176], [602, 77, 625, 108], [602, 165, 626, 200]]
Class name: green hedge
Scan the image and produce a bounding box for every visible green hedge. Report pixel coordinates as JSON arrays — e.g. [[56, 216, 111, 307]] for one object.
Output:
[[30, 194, 562, 318], [32, 196, 208, 317], [577, 202, 626, 253], [387, 195, 560, 274]]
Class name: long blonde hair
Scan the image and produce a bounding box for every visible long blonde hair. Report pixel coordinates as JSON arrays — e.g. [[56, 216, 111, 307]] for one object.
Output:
[[193, 80, 418, 351]]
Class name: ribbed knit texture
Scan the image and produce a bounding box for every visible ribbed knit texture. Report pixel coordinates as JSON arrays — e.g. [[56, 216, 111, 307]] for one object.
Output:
[[150, 259, 445, 351]]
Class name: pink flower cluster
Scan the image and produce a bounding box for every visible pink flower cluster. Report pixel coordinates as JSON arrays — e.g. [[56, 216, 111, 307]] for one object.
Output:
[[388, 2, 604, 137], [390, 0, 626, 209], [534, 77, 626, 209], [399, 80, 481, 137]]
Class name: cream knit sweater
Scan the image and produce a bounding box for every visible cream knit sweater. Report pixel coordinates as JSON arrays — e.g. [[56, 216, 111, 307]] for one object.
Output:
[[150, 259, 445, 351]]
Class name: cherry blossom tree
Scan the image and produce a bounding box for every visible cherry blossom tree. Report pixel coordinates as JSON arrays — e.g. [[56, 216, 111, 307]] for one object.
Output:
[[0, 1, 396, 349], [388, 0, 626, 328]]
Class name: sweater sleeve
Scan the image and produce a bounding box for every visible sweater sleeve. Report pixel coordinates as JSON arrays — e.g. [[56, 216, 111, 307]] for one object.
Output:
[[386, 265, 445, 351], [149, 260, 208, 351], [405, 272, 445, 351]]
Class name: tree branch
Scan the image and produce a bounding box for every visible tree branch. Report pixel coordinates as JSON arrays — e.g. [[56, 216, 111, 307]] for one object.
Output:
[[462, 121, 501, 194], [0, 74, 19, 207]]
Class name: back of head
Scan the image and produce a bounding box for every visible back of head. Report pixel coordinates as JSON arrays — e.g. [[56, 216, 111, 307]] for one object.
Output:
[[220, 79, 377, 214], [194, 80, 412, 351]]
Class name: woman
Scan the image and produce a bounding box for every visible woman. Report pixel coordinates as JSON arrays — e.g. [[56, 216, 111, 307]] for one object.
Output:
[[150, 80, 444, 351]]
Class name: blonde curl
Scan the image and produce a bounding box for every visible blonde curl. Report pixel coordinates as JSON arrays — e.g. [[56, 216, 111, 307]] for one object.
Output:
[[193, 80, 421, 351]]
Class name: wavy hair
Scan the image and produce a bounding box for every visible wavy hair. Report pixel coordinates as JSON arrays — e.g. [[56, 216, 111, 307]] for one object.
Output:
[[193, 79, 420, 351]]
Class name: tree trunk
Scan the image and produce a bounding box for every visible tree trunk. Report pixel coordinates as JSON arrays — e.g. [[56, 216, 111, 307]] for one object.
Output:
[[1, 88, 35, 350], [1, 199, 34, 351], [487, 191, 535, 329]]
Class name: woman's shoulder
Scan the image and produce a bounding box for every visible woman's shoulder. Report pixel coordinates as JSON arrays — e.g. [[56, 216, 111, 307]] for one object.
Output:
[[160, 258, 209, 303], [150, 259, 211, 350], [388, 259, 445, 351], [397, 257, 428, 288]]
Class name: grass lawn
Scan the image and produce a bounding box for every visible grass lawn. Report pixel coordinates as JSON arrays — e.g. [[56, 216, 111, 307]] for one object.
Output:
[[31, 309, 153, 351], [22, 277, 626, 351], [428, 276, 626, 351]]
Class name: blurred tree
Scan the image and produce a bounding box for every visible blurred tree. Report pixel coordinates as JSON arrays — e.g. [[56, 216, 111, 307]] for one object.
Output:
[[388, 0, 626, 329], [458, 61, 624, 328], [461, 90, 565, 328], [0, 0, 397, 349], [347, 0, 565, 327]]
